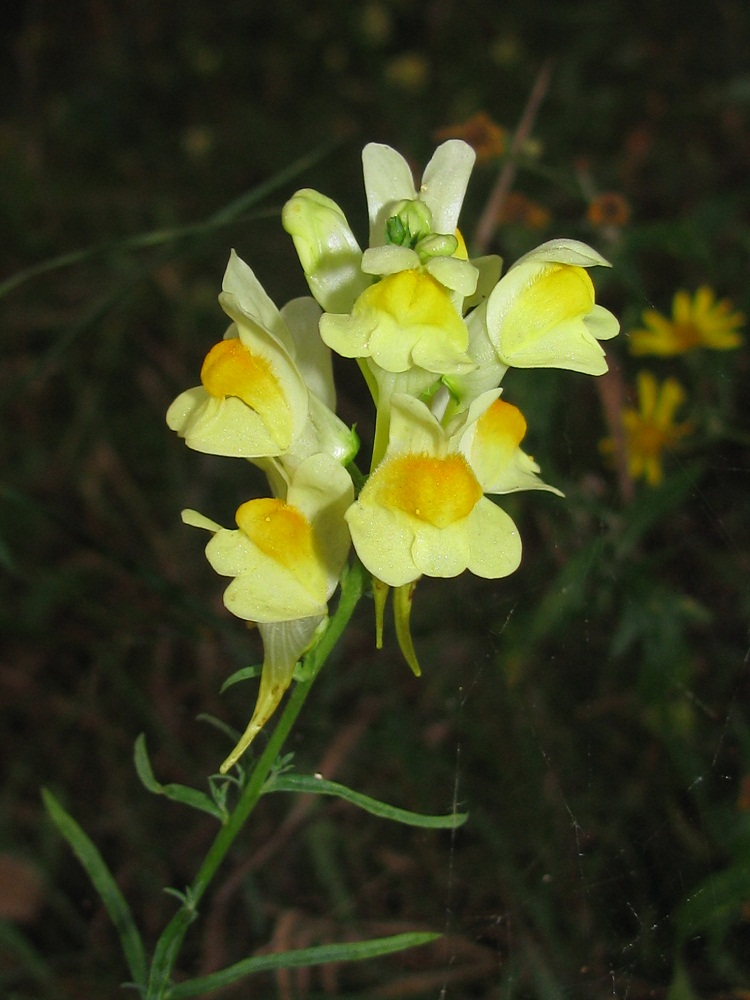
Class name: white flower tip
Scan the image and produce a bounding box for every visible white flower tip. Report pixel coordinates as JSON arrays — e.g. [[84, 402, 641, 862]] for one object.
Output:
[[515, 238, 612, 270], [435, 137, 476, 165], [181, 508, 222, 532]]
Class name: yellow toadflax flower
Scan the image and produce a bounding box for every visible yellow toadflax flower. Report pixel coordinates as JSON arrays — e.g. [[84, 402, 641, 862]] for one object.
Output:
[[182, 453, 353, 771], [346, 392, 559, 674], [346, 393, 531, 591], [629, 287, 745, 356], [320, 267, 473, 376], [605, 371, 693, 487], [167, 251, 310, 458], [345, 397, 509, 674], [484, 239, 620, 375]]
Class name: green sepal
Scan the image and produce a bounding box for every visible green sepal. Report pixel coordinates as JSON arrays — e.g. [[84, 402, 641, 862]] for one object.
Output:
[[394, 581, 422, 676]]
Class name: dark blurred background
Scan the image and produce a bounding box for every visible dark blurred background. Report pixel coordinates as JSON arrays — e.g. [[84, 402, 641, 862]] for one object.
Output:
[[2, 2, 750, 997]]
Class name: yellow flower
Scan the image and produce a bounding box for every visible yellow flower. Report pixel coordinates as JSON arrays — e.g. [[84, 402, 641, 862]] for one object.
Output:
[[182, 453, 353, 770], [629, 287, 745, 356], [347, 391, 558, 674], [346, 394, 526, 589], [484, 239, 619, 375], [167, 251, 309, 457], [362, 139, 475, 260], [183, 451, 352, 624], [609, 371, 693, 487], [319, 268, 473, 375], [281, 189, 369, 313], [457, 393, 563, 497]]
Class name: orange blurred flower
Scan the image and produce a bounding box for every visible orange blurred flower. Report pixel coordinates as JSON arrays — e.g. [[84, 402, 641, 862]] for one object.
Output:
[[496, 191, 550, 229], [738, 775, 750, 812], [434, 111, 506, 162], [587, 191, 631, 228]]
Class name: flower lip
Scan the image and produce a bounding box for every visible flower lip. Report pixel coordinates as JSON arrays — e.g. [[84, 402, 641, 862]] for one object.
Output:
[[319, 268, 473, 375], [235, 497, 321, 578], [373, 452, 483, 528], [201, 339, 290, 439]]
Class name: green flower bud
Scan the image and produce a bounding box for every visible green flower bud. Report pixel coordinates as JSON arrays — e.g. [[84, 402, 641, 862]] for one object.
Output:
[[385, 199, 433, 248], [415, 233, 459, 261]]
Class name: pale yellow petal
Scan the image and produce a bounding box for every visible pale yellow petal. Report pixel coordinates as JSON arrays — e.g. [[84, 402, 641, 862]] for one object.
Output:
[[464, 498, 522, 579], [345, 501, 419, 587], [410, 520, 472, 577]]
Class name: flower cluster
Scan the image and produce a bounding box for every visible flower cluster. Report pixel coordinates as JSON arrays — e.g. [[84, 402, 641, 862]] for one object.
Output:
[[168, 140, 619, 769]]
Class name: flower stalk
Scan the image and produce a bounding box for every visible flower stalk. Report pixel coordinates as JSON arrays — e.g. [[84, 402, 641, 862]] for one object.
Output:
[[145, 558, 368, 999]]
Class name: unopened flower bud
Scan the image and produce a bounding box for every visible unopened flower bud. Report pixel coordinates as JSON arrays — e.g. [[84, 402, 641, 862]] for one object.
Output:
[[385, 199, 433, 247]]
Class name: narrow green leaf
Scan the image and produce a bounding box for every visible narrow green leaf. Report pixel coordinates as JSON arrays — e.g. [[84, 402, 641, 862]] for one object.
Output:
[[673, 862, 750, 946], [194, 713, 241, 745], [134, 735, 226, 822], [265, 773, 468, 829], [0, 139, 340, 301], [219, 665, 261, 693], [41, 788, 148, 989], [146, 908, 198, 1000], [0, 920, 53, 986], [168, 931, 440, 998], [666, 961, 700, 1000]]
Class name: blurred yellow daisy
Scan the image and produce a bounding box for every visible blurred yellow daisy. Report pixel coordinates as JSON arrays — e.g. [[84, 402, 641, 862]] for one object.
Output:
[[629, 287, 744, 356], [603, 371, 693, 487]]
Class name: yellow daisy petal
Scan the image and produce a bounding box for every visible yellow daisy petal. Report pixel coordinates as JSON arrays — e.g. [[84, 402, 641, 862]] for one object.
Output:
[[629, 287, 744, 356]]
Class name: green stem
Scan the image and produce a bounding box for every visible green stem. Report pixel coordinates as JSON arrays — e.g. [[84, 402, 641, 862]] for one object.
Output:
[[145, 559, 369, 1000]]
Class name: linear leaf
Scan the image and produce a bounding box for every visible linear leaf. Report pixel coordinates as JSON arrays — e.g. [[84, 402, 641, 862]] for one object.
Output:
[[134, 735, 226, 822], [0, 139, 339, 301], [0, 920, 53, 987], [169, 931, 440, 998], [265, 773, 468, 829], [41, 788, 148, 989], [219, 665, 261, 693]]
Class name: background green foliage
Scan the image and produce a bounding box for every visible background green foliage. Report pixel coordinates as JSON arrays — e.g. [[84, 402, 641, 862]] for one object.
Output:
[[1, 1, 749, 997]]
